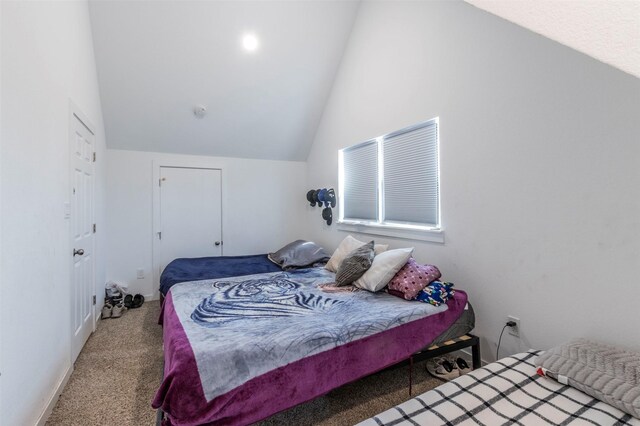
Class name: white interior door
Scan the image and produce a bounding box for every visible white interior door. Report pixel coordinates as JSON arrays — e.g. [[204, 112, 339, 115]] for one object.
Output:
[[158, 167, 223, 275], [70, 113, 95, 362]]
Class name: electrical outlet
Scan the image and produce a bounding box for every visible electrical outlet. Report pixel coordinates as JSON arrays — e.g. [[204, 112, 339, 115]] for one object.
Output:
[[508, 315, 521, 338], [136, 268, 145, 279]]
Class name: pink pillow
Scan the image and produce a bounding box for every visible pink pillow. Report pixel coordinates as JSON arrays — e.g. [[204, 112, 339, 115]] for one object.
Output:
[[387, 258, 441, 300]]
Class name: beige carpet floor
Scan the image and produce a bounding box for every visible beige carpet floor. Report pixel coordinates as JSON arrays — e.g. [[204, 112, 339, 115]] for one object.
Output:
[[47, 302, 164, 426], [47, 301, 446, 426]]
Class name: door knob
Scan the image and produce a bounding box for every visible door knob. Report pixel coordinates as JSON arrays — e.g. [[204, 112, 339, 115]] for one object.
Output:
[[214, 241, 221, 246], [73, 248, 85, 256]]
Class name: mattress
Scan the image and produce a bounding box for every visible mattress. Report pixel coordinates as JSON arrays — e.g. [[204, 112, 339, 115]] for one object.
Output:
[[360, 351, 640, 426], [430, 301, 474, 346], [159, 254, 281, 295], [153, 268, 469, 426]]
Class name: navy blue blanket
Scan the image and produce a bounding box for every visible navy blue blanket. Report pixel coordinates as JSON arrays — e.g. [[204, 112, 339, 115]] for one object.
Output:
[[160, 254, 282, 295]]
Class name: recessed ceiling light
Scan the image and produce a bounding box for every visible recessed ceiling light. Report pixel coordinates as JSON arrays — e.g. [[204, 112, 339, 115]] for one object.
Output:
[[242, 33, 259, 52]]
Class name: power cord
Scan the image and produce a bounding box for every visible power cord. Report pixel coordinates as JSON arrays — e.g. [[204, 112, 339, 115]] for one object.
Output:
[[496, 321, 517, 360]]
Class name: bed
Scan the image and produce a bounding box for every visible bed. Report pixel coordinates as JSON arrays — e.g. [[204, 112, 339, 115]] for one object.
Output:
[[360, 350, 640, 426], [159, 238, 332, 296], [153, 267, 474, 426]]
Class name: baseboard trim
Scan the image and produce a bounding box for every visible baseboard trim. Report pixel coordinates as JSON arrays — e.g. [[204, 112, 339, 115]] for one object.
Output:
[[460, 348, 489, 367], [35, 362, 73, 426], [144, 293, 158, 302]]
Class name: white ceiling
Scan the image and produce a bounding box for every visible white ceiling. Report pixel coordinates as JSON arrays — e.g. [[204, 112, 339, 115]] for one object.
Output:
[[466, 0, 640, 79], [90, 0, 638, 161], [89, 0, 360, 161]]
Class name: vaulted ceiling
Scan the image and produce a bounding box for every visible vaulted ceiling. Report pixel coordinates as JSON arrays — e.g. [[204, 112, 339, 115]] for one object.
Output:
[[465, 0, 640, 79], [90, 0, 638, 162], [89, 0, 360, 161]]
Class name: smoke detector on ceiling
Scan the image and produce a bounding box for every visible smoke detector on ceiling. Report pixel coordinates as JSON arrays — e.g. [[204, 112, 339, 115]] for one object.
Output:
[[193, 105, 207, 119]]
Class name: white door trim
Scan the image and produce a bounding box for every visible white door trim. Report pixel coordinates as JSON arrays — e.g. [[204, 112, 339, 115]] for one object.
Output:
[[68, 100, 96, 362], [152, 160, 226, 300]]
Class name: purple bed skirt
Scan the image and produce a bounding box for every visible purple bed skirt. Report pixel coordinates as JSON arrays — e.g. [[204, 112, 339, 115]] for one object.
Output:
[[153, 290, 468, 426]]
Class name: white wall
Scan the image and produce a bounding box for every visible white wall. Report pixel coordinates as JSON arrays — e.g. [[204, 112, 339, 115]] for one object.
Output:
[[0, 1, 106, 425], [0, 2, 4, 424], [466, 0, 640, 79], [306, 1, 640, 362], [106, 149, 307, 298]]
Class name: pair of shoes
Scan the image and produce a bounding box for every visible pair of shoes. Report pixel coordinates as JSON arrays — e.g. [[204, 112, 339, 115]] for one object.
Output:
[[101, 303, 126, 319], [107, 295, 123, 306], [124, 294, 145, 309], [454, 356, 472, 375], [427, 357, 459, 381], [426, 356, 472, 381]]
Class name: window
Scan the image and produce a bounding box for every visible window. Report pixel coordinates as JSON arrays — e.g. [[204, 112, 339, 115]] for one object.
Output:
[[338, 118, 440, 233], [341, 140, 378, 221]]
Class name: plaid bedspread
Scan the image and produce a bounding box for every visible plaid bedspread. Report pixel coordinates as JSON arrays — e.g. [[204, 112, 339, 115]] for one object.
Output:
[[360, 351, 640, 426]]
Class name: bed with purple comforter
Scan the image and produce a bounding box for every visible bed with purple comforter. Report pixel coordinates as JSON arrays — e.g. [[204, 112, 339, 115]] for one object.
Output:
[[153, 267, 468, 426]]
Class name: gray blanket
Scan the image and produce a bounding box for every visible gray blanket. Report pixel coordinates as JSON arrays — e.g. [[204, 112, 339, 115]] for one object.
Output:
[[170, 268, 449, 402]]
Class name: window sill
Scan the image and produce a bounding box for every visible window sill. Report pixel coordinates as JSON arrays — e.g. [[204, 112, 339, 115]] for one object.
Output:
[[336, 221, 445, 244]]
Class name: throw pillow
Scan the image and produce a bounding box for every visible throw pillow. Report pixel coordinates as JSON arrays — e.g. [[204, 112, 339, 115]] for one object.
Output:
[[353, 247, 414, 292], [387, 259, 442, 300], [415, 281, 455, 306], [335, 241, 375, 286], [325, 235, 389, 272], [267, 240, 330, 269], [536, 339, 640, 419]]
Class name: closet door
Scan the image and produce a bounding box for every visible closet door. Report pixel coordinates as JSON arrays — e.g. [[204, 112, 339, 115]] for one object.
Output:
[[158, 167, 222, 275], [70, 112, 96, 362]]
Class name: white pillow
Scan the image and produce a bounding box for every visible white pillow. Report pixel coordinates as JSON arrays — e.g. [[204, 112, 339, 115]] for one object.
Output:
[[325, 235, 389, 272], [353, 247, 414, 292]]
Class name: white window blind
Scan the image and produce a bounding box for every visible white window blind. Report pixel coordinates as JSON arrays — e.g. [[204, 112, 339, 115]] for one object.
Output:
[[342, 141, 378, 221], [339, 117, 440, 231], [382, 121, 439, 226]]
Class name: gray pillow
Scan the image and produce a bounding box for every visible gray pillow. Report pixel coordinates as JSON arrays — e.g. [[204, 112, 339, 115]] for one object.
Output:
[[335, 241, 375, 286], [536, 339, 640, 419], [268, 240, 330, 270]]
